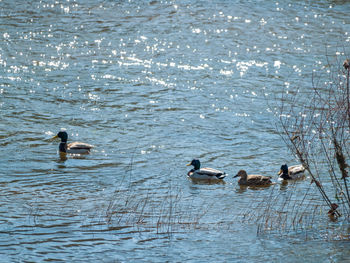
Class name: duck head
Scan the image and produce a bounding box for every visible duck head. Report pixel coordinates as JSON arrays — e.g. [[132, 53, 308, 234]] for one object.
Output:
[[52, 129, 68, 143], [187, 159, 201, 170], [234, 170, 247, 179]]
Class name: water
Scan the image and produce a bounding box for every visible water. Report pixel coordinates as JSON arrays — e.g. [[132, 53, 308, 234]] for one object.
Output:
[[1, 0, 350, 261]]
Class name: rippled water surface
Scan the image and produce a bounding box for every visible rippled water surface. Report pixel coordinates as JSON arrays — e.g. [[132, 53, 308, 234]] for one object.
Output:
[[1, 0, 350, 262]]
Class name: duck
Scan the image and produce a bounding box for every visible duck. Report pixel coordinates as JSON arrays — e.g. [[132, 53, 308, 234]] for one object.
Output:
[[234, 170, 273, 186], [186, 159, 227, 180], [278, 164, 305, 180], [52, 129, 93, 154]]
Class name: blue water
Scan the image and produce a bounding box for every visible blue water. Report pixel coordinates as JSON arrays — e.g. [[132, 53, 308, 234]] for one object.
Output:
[[1, 0, 350, 262]]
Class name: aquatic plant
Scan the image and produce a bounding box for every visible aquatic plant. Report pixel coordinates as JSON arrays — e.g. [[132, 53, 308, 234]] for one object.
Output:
[[250, 52, 350, 239], [82, 147, 217, 237], [280, 55, 350, 217], [100, 180, 217, 237]]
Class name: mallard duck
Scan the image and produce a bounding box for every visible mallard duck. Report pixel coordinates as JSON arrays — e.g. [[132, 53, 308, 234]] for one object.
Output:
[[234, 170, 273, 186], [278, 164, 305, 180], [52, 129, 93, 154], [186, 159, 226, 180]]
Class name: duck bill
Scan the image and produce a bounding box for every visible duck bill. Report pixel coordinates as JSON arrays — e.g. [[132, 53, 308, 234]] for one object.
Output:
[[186, 163, 192, 166], [50, 135, 59, 141], [277, 169, 282, 176], [234, 174, 239, 178]]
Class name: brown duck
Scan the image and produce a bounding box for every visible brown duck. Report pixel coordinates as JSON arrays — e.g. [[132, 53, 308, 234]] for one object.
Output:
[[234, 170, 273, 186]]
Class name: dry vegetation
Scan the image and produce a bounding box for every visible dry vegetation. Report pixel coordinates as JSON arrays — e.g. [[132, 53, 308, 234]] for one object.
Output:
[[79, 153, 219, 237], [243, 54, 350, 239]]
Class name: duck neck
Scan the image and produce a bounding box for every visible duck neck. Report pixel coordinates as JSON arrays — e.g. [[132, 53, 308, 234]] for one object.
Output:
[[281, 172, 291, 180], [59, 142, 67, 153]]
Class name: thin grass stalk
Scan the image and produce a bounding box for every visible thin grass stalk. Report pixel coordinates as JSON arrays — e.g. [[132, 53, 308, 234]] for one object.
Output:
[[346, 62, 350, 126]]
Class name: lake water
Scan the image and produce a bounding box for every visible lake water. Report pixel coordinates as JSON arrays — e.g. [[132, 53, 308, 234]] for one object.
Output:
[[1, 0, 350, 262]]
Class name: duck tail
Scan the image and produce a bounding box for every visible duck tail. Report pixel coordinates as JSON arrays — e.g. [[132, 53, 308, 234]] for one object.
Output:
[[217, 173, 227, 179]]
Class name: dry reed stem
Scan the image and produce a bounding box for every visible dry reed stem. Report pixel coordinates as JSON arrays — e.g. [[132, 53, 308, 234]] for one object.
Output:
[[249, 53, 350, 240]]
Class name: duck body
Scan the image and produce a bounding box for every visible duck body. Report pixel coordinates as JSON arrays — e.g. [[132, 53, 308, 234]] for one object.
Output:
[[278, 164, 305, 180], [234, 170, 272, 186], [187, 159, 226, 180], [54, 129, 93, 154], [188, 167, 227, 180], [59, 141, 94, 154]]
